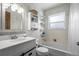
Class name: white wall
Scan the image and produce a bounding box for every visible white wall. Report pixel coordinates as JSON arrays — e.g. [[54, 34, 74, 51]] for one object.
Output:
[[68, 4, 79, 55], [43, 4, 70, 51], [0, 4, 2, 30]]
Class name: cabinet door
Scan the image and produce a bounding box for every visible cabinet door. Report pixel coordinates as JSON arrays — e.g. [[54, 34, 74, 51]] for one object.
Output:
[[24, 48, 36, 56], [0, 40, 36, 56], [31, 48, 36, 56]]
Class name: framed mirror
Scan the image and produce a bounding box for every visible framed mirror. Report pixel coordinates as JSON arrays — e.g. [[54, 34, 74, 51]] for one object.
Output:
[[1, 3, 26, 32]]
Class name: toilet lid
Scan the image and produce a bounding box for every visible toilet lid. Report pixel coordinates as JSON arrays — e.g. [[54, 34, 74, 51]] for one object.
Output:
[[36, 47, 48, 52]]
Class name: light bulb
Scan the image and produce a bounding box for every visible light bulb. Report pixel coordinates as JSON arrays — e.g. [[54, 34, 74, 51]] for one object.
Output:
[[11, 4, 18, 12], [3, 3, 10, 9], [17, 7, 24, 14]]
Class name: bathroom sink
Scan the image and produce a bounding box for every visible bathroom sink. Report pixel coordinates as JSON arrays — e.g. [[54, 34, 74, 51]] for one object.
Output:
[[8, 37, 36, 44], [10, 37, 25, 42], [0, 37, 35, 50]]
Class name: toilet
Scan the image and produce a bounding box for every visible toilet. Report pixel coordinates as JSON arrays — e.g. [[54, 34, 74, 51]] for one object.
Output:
[[36, 47, 49, 56]]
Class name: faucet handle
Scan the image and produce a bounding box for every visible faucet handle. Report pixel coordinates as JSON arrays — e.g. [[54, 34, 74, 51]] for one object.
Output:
[[11, 35, 18, 39], [23, 34, 27, 37]]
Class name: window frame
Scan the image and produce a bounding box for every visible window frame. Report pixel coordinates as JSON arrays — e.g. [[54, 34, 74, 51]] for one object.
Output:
[[48, 12, 66, 30]]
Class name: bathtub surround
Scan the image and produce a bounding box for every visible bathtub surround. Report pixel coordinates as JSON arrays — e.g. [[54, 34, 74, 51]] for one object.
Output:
[[42, 3, 79, 56], [43, 4, 70, 51]]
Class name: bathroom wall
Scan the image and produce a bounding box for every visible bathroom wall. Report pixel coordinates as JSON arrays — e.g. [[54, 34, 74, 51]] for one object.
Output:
[[0, 4, 2, 30], [68, 4, 79, 55], [43, 4, 70, 51]]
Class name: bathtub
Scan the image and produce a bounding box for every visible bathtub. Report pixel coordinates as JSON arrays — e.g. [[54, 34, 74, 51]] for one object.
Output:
[[37, 43, 72, 56]]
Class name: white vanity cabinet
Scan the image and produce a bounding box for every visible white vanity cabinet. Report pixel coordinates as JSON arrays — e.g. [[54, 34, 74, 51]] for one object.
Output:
[[0, 39, 36, 56]]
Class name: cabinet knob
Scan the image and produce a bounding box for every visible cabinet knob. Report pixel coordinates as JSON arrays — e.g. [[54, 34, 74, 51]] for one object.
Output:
[[77, 42, 79, 46], [28, 52, 32, 56], [20, 53, 25, 56]]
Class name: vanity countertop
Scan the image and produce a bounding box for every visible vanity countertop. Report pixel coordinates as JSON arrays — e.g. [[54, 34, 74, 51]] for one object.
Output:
[[0, 37, 36, 50]]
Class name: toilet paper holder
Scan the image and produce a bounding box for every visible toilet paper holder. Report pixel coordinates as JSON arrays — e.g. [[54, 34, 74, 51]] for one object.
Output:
[[53, 39, 57, 42], [77, 42, 79, 46]]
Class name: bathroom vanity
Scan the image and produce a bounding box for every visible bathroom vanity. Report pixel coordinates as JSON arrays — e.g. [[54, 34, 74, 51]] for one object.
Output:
[[0, 4, 37, 56], [0, 37, 36, 56]]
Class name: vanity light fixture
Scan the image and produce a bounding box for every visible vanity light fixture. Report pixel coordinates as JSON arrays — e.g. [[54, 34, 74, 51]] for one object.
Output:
[[11, 4, 24, 14], [17, 7, 24, 14], [11, 4, 18, 12], [3, 3, 11, 9]]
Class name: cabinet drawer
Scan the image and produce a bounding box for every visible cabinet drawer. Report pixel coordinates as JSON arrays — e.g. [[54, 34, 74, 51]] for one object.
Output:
[[0, 40, 36, 56], [24, 48, 36, 56]]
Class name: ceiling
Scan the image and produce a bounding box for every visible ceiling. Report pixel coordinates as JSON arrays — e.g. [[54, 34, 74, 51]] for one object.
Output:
[[24, 3, 61, 10]]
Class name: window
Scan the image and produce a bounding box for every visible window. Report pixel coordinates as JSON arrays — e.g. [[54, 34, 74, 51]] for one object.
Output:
[[48, 12, 65, 29]]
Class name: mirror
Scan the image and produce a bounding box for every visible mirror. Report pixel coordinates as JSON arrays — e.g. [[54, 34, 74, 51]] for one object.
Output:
[[2, 3, 26, 32]]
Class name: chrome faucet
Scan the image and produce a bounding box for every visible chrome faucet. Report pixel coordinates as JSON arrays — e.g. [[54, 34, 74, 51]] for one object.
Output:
[[11, 35, 18, 39]]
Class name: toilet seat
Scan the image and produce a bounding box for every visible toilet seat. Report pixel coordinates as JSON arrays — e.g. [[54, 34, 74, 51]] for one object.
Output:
[[36, 47, 48, 56], [36, 47, 48, 53]]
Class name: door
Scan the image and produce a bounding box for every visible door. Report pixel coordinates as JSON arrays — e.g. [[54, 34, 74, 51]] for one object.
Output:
[[5, 11, 11, 30]]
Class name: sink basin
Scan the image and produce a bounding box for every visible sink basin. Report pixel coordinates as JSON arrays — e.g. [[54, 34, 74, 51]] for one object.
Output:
[[6, 37, 35, 43], [10, 37, 25, 42], [0, 37, 35, 50]]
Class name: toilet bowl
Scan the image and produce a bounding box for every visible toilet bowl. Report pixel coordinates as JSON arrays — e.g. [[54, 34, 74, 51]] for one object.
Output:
[[36, 47, 49, 56]]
